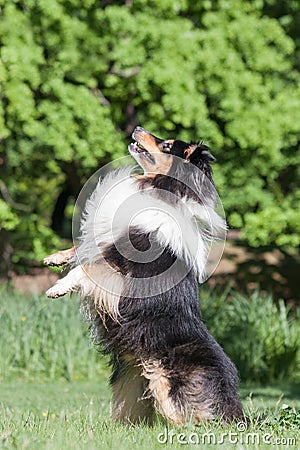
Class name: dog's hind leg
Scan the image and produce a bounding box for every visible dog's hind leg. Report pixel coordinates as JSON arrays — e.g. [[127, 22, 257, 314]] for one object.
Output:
[[142, 359, 187, 425], [111, 358, 155, 425], [43, 246, 76, 267], [46, 265, 85, 298], [143, 358, 243, 425]]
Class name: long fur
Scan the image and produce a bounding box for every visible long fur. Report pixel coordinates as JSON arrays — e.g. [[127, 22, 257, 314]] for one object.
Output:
[[45, 127, 243, 425]]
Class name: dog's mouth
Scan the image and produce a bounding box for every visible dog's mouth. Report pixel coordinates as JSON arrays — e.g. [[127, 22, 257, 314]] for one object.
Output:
[[128, 140, 155, 164]]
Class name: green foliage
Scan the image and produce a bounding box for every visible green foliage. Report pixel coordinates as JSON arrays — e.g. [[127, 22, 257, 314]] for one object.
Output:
[[0, 199, 19, 230], [269, 404, 300, 430], [0, 0, 299, 270], [201, 289, 300, 383]]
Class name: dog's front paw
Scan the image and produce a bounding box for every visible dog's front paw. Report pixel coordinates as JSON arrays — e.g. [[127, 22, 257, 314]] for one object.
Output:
[[44, 252, 68, 267], [46, 283, 70, 298]]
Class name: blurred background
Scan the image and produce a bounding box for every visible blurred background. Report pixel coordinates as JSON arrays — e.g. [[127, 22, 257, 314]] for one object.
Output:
[[0, 0, 299, 302], [0, 3, 300, 438]]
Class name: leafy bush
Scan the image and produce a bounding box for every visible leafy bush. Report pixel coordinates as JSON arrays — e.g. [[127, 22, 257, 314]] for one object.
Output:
[[201, 289, 300, 383], [0, 0, 300, 274]]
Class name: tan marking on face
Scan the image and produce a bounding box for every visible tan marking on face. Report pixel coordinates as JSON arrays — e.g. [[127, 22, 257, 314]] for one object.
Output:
[[133, 152, 173, 176], [133, 129, 173, 175], [184, 144, 198, 161], [147, 152, 173, 175], [134, 131, 161, 153]]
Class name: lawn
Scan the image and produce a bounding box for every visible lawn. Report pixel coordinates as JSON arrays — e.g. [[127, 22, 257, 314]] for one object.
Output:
[[0, 288, 299, 449], [1, 379, 299, 449]]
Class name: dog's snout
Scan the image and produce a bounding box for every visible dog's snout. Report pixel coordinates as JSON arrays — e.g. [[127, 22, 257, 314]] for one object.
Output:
[[132, 126, 148, 140], [134, 126, 145, 133]]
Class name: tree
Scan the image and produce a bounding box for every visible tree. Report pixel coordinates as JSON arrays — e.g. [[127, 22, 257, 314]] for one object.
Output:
[[0, 0, 299, 273]]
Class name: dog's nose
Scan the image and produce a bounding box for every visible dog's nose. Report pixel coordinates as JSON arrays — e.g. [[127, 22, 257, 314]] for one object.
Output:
[[134, 126, 146, 133], [132, 126, 147, 140]]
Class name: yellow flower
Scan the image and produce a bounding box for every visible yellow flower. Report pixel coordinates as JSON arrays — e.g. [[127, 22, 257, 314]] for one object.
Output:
[[51, 413, 56, 419], [42, 412, 48, 417], [21, 316, 27, 321]]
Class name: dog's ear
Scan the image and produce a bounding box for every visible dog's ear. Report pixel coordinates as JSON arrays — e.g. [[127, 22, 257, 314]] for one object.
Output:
[[184, 144, 198, 162], [184, 143, 215, 165]]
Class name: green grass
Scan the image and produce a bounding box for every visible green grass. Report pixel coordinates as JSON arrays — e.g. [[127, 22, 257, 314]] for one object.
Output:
[[1, 287, 299, 383], [0, 287, 107, 381], [0, 287, 300, 448], [0, 380, 300, 449]]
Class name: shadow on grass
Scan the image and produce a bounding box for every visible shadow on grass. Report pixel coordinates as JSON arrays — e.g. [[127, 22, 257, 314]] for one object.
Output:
[[240, 382, 300, 405]]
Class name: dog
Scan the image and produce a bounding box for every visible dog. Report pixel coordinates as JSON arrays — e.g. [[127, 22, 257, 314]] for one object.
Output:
[[44, 126, 243, 425]]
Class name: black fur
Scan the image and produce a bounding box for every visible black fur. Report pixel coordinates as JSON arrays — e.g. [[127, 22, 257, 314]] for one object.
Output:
[[103, 227, 177, 277], [94, 227, 243, 421], [138, 141, 217, 205], [79, 129, 244, 423]]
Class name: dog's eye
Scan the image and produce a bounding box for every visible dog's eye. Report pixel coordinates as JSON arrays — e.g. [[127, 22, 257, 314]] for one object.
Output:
[[162, 142, 173, 152]]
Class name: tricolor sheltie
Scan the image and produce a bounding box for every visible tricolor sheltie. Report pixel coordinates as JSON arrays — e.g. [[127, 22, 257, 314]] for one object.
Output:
[[44, 127, 243, 425]]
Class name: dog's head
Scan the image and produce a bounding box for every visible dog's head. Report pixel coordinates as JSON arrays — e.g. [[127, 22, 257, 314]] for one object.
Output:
[[129, 126, 215, 178]]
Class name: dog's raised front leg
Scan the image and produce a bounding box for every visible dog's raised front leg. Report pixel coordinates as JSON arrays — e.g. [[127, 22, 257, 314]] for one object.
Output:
[[43, 246, 76, 267], [45, 265, 85, 298]]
